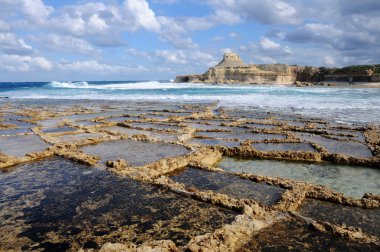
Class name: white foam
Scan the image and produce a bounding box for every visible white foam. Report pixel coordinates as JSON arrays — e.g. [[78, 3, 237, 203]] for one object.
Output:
[[49, 81, 89, 88], [48, 81, 212, 90], [4, 81, 380, 125]]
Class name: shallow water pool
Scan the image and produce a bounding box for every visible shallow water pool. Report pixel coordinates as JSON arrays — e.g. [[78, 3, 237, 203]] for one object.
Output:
[[0, 158, 237, 251], [218, 158, 380, 198]]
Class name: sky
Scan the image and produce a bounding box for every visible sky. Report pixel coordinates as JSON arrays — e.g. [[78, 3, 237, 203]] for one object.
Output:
[[0, 0, 379, 81]]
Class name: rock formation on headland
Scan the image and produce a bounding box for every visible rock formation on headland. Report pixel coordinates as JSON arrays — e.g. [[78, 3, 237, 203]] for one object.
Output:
[[175, 52, 380, 85]]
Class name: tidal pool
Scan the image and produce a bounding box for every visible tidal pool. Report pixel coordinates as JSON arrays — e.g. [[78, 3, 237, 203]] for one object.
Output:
[[252, 142, 316, 152], [71, 120, 101, 127], [188, 138, 240, 147], [239, 217, 379, 251], [186, 123, 238, 131], [218, 158, 380, 198], [54, 132, 102, 142], [239, 123, 276, 130], [62, 111, 124, 121], [296, 133, 372, 158], [106, 116, 138, 123], [41, 126, 76, 134], [0, 158, 237, 251], [170, 168, 284, 206], [0, 135, 49, 157], [196, 131, 286, 141], [104, 126, 152, 135], [142, 114, 168, 119], [37, 118, 61, 128], [0, 127, 32, 135], [156, 112, 193, 117], [104, 126, 179, 141], [186, 119, 228, 125], [299, 199, 380, 237], [128, 122, 182, 131], [81, 139, 190, 166]]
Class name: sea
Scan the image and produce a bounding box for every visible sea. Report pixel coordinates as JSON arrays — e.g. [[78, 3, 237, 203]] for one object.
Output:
[[1, 80, 380, 125]]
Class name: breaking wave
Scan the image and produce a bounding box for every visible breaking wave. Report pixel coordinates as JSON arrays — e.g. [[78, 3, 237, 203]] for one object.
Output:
[[1, 80, 379, 124], [47, 81, 209, 90]]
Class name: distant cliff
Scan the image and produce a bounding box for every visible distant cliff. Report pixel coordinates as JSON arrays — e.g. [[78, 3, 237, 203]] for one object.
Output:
[[175, 52, 380, 85]]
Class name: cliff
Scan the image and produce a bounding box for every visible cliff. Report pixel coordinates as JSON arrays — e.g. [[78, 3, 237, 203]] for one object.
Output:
[[175, 52, 380, 85], [175, 53, 298, 84]]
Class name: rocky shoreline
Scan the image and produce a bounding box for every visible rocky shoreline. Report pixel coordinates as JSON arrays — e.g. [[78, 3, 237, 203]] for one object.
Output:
[[175, 52, 380, 87], [0, 99, 379, 251]]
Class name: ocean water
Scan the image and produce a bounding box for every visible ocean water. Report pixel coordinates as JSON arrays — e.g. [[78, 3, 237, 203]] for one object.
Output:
[[1, 80, 380, 124]]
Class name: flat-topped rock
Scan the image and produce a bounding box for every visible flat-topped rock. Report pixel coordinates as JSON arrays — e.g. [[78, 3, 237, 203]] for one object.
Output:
[[215, 52, 247, 68]]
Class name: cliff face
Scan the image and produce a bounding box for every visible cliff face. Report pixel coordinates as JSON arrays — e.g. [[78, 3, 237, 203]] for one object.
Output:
[[175, 53, 298, 84], [174, 52, 380, 84]]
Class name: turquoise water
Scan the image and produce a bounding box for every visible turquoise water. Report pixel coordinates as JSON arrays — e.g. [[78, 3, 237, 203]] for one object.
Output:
[[1, 81, 380, 124]]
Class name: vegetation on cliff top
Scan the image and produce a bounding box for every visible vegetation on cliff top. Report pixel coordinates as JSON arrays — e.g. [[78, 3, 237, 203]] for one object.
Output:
[[333, 65, 380, 74]]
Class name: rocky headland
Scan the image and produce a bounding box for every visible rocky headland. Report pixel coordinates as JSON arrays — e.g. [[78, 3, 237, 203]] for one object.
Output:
[[175, 52, 380, 86]]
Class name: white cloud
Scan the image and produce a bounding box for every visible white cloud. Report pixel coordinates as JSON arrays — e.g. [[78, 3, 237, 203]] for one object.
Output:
[[20, 0, 54, 23], [57, 60, 148, 73], [229, 32, 238, 38], [0, 54, 52, 72], [128, 48, 216, 67], [0, 0, 54, 23], [88, 14, 109, 32], [259, 37, 281, 50], [157, 16, 198, 49], [206, 0, 300, 25], [259, 37, 292, 56], [46, 2, 121, 37], [38, 34, 100, 56], [324, 55, 335, 66], [124, 0, 161, 32], [0, 32, 33, 55], [154, 50, 187, 64], [255, 56, 277, 64], [183, 9, 241, 31]]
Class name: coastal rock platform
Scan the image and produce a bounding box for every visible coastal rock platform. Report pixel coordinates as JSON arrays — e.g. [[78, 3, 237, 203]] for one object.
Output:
[[0, 99, 379, 251]]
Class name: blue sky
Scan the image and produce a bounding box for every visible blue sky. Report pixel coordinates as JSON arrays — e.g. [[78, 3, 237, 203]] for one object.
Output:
[[0, 0, 379, 81]]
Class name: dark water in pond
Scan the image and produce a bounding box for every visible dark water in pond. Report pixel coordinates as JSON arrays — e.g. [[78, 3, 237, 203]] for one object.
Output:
[[240, 217, 379, 251], [170, 168, 284, 206], [299, 199, 380, 237], [0, 158, 237, 251]]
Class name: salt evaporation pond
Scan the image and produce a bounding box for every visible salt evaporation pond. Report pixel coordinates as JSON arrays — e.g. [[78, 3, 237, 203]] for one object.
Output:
[[0, 135, 49, 157], [0, 158, 237, 251], [240, 218, 379, 251], [299, 199, 380, 237], [81, 139, 190, 166], [171, 168, 284, 206], [218, 158, 380, 198]]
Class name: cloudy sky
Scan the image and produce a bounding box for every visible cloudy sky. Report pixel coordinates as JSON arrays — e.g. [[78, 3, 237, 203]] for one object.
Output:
[[0, 0, 379, 81]]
